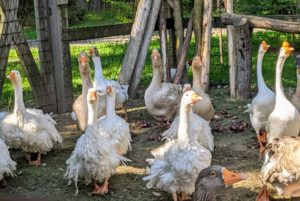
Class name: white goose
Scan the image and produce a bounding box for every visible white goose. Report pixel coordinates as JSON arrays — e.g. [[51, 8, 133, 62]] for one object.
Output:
[[143, 90, 212, 201], [97, 85, 131, 156], [89, 47, 129, 120], [291, 55, 300, 112], [161, 84, 214, 151], [257, 136, 300, 200], [0, 70, 62, 166], [247, 41, 275, 138], [266, 41, 300, 143], [0, 138, 16, 181], [66, 88, 126, 195], [145, 49, 182, 124], [191, 56, 215, 121]]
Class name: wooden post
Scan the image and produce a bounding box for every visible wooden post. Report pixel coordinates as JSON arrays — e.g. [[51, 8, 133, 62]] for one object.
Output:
[[128, 0, 162, 98], [118, 0, 152, 85], [49, 0, 73, 113], [225, 0, 237, 98], [201, 0, 213, 90], [193, 0, 203, 56], [234, 25, 252, 100]]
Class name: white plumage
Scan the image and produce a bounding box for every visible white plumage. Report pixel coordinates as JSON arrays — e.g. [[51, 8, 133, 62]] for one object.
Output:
[[97, 86, 131, 156], [0, 70, 62, 165], [0, 138, 16, 181], [144, 90, 212, 201]]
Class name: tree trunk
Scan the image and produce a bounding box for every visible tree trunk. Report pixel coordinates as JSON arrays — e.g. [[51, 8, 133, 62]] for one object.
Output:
[[118, 0, 152, 85], [225, 0, 237, 98], [193, 0, 203, 56], [128, 0, 162, 98], [234, 25, 252, 101], [201, 0, 213, 90], [173, 12, 193, 84]]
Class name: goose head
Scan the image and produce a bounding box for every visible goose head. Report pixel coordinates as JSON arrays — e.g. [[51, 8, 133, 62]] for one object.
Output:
[[7, 70, 22, 86], [258, 40, 270, 55], [151, 49, 162, 69], [183, 83, 192, 93], [105, 85, 116, 97], [192, 56, 202, 73], [194, 165, 247, 201], [89, 46, 100, 57], [87, 88, 98, 103], [181, 90, 202, 109], [78, 51, 90, 75], [296, 55, 300, 75], [279, 41, 294, 60]]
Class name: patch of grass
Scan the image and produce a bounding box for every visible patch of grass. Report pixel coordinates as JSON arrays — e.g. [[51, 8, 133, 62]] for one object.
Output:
[[23, 27, 37, 40]]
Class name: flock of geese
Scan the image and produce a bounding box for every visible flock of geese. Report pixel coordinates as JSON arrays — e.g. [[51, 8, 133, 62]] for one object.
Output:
[[0, 41, 300, 201]]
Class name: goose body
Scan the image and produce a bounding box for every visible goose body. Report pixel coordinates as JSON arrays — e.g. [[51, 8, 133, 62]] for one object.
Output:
[[248, 41, 275, 134], [266, 42, 300, 143], [144, 90, 212, 201], [97, 86, 131, 156], [291, 55, 300, 112], [66, 88, 124, 195], [191, 56, 215, 121], [145, 50, 182, 123], [0, 139, 16, 181], [0, 70, 62, 165]]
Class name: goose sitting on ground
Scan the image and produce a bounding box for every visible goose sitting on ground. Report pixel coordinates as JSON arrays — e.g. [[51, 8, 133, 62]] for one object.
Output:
[[191, 56, 215, 121], [97, 85, 131, 156], [143, 90, 212, 201], [257, 136, 300, 200], [246, 41, 275, 147], [89, 47, 129, 120], [291, 55, 300, 112], [65, 88, 127, 195], [161, 84, 214, 152], [71, 51, 93, 131], [145, 49, 182, 125], [0, 70, 62, 166], [264, 42, 300, 145], [0, 138, 16, 182], [194, 165, 246, 201]]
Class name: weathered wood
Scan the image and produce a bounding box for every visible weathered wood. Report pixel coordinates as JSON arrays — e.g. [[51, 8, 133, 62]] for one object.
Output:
[[173, 13, 193, 84], [118, 0, 152, 85], [234, 25, 252, 101], [218, 28, 223, 64], [171, 0, 184, 58], [201, 0, 213, 90], [221, 13, 300, 33], [159, 2, 170, 83], [225, 0, 237, 98], [193, 0, 203, 56], [128, 0, 162, 98], [49, 0, 73, 113]]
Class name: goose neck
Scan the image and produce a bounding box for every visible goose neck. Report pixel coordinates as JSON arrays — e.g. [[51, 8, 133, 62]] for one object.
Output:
[[194, 189, 214, 201], [106, 94, 116, 118], [81, 74, 92, 95], [93, 56, 104, 80], [13, 82, 26, 115], [193, 71, 204, 92], [178, 104, 190, 142], [257, 53, 268, 91], [87, 100, 97, 126], [149, 67, 162, 89], [275, 55, 287, 100]]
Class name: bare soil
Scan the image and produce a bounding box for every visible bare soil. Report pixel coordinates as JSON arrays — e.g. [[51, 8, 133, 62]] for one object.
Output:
[[0, 87, 294, 201]]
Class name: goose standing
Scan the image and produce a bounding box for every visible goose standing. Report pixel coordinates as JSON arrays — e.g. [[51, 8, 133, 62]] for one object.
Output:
[[145, 49, 182, 124], [0, 138, 16, 181], [247, 41, 275, 138], [265, 41, 300, 144], [257, 136, 300, 200], [191, 56, 215, 121], [97, 85, 131, 156], [161, 84, 214, 152], [89, 47, 128, 120], [66, 88, 126, 195], [194, 165, 246, 201], [291, 55, 300, 112], [143, 90, 212, 201], [71, 52, 93, 131], [0, 70, 62, 166]]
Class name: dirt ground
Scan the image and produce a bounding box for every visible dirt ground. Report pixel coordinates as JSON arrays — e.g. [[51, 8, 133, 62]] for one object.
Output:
[[0, 87, 295, 201]]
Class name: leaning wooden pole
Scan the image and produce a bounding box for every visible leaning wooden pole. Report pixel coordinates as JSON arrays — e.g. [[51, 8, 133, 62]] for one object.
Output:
[[128, 0, 162, 98], [118, 0, 152, 85], [193, 0, 203, 56]]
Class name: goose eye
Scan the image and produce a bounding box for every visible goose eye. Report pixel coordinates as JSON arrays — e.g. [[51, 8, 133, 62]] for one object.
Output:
[[210, 171, 216, 176], [185, 94, 188, 97]]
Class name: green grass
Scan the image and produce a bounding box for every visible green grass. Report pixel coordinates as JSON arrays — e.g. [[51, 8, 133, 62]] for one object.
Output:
[[1, 31, 299, 109]]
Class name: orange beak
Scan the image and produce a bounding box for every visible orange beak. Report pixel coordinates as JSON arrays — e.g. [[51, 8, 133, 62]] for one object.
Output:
[[80, 56, 88, 66], [222, 168, 247, 185], [282, 41, 294, 55], [7, 71, 16, 80], [89, 90, 97, 101], [106, 85, 113, 93], [89, 48, 94, 55], [261, 41, 270, 51], [191, 93, 202, 104]]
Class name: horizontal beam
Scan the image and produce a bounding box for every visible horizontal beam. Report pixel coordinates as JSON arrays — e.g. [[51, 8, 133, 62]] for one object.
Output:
[[221, 13, 300, 33]]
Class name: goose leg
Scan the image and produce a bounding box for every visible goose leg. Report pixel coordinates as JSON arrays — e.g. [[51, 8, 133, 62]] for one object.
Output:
[[92, 177, 109, 195], [257, 129, 268, 154], [123, 104, 128, 122], [172, 193, 178, 201], [256, 185, 270, 201], [29, 152, 42, 166]]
